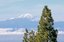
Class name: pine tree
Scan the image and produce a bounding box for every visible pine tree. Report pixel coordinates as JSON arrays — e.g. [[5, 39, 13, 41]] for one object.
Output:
[[36, 6, 58, 42], [29, 30, 35, 42], [23, 29, 29, 42], [23, 29, 35, 42]]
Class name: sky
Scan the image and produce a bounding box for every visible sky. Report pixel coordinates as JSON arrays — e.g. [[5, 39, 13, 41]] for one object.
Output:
[[0, 0, 64, 22], [0, 0, 64, 42]]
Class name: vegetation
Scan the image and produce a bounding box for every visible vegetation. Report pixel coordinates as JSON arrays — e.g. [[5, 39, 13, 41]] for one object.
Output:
[[23, 6, 58, 42]]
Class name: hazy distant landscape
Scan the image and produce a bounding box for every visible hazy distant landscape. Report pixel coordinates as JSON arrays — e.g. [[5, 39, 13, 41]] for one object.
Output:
[[0, 16, 63, 42], [0, 0, 64, 42], [0, 15, 63, 42]]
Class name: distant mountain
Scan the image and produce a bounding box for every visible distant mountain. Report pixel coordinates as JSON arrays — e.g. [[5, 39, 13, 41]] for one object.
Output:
[[0, 17, 64, 31], [54, 22, 64, 31], [0, 18, 38, 29]]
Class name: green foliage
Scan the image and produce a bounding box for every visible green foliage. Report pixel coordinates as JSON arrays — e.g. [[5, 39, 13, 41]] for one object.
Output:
[[37, 6, 58, 42], [23, 29, 35, 42], [23, 29, 29, 42], [29, 30, 35, 42], [23, 6, 58, 42]]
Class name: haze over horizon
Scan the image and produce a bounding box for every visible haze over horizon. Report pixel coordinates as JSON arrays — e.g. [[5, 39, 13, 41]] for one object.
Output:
[[0, 0, 64, 42]]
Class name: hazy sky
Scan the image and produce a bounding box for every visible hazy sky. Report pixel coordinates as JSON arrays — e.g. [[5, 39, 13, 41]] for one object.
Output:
[[0, 0, 64, 21]]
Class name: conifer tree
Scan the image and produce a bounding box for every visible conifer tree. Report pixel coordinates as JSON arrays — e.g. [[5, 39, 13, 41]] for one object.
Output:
[[23, 29, 29, 42], [36, 6, 58, 42], [23, 29, 35, 42], [29, 30, 35, 42]]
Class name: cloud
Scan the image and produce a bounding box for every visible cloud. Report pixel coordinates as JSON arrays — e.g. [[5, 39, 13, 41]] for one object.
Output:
[[0, 28, 25, 35], [0, 28, 64, 35], [9, 17, 15, 20], [58, 31, 64, 35], [0, 28, 13, 32]]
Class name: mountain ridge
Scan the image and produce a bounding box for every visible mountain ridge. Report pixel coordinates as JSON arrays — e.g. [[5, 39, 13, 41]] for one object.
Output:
[[0, 17, 64, 31]]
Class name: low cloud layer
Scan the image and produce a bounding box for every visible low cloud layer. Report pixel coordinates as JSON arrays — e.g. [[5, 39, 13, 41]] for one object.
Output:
[[58, 31, 64, 35], [0, 28, 64, 35], [0, 28, 25, 35]]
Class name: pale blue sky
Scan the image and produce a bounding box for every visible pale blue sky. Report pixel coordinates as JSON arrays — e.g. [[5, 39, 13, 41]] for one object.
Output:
[[0, 0, 64, 21]]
